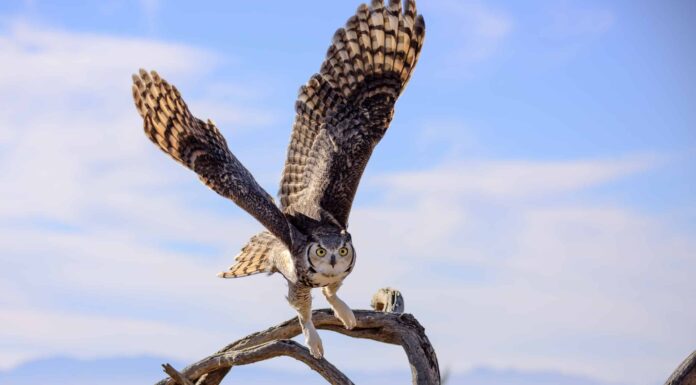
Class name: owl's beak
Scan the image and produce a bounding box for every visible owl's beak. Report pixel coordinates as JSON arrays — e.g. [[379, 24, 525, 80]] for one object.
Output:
[[330, 255, 336, 267]]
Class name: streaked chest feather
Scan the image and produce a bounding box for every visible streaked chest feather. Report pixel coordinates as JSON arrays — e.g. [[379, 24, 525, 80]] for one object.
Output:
[[305, 270, 350, 287]]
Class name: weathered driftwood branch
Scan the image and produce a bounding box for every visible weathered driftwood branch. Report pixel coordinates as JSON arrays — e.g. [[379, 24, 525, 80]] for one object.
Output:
[[157, 288, 440, 385], [163, 339, 353, 385], [160, 287, 695, 385], [162, 364, 194, 385], [664, 350, 696, 385]]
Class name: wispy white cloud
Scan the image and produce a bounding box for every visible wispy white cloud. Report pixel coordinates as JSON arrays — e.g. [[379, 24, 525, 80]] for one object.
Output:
[[0, 20, 269, 222], [0, 20, 275, 248], [422, 0, 512, 75], [0, 20, 213, 96], [345, 156, 695, 384], [190, 100, 278, 130], [0, 308, 217, 370], [0, 20, 292, 370], [534, 2, 615, 63], [375, 156, 656, 201], [138, 0, 160, 33], [543, 2, 615, 41]]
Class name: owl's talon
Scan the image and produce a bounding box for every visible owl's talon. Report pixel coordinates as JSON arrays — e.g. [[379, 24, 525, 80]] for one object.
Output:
[[305, 326, 324, 358], [341, 310, 357, 330], [333, 302, 356, 330], [322, 284, 357, 330], [331, 303, 356, 330]]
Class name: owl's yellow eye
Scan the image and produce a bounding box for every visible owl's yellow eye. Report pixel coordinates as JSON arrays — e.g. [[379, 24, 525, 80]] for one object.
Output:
[[338, 247, 349, 256], [315, 247, 327, 257]]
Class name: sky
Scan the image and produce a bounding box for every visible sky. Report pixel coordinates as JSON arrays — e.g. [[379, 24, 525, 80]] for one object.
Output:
[[0, 0, 694, 384]]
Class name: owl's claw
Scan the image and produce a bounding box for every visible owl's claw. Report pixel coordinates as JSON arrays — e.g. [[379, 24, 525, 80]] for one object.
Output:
[[340, 310, 357, 330], [305, 326, 324, 358], [322, 286, 357, 330], [333, 302, 357, 330]]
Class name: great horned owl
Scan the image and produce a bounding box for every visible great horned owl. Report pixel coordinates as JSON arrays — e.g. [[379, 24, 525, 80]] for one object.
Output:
[[132, 0, 425, 358]]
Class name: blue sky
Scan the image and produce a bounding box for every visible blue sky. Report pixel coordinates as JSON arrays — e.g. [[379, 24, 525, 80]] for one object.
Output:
[[0, 0, 694, 384]]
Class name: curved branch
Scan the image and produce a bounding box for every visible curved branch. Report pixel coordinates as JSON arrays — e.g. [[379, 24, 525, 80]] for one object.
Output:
[[664, 350, 696, 385], [162, 364, 194, 385], [157, 288, 440, 385], [166, 340, 353, 385]]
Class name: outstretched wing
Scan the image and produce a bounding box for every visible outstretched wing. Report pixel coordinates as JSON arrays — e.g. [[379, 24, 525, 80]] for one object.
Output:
[[279, 0, 425, 227], [132, 69, 293, 247]]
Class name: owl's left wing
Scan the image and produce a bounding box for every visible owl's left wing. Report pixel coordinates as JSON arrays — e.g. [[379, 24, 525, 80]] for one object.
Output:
[[279, 0, 425, 227], [133, 70, 293, 247]]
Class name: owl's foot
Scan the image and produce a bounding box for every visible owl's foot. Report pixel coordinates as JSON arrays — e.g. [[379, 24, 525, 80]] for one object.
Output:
[[333, 300, 356, 330], [287, 284, 325, 359], [322, 283, 357, 330], [304, 322, 324, 359]]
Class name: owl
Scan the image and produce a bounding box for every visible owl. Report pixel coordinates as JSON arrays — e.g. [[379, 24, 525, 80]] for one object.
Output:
[[132, 0, 424, 358]]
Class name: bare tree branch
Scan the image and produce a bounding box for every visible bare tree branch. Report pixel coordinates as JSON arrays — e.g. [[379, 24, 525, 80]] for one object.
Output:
[[162, 364, 194, 385], [158, 288, 695, 385], [164, 340, 353, 385], [664, 350, 696, 385], [156, 288, 440, 385]]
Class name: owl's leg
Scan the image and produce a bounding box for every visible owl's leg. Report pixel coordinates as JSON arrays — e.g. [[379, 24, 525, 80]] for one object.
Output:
[[322, 282, 356, 330], [287, 283, 323, 359]]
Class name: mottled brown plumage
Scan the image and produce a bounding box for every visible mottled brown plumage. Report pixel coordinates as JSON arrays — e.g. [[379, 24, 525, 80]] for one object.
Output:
[[132, 0, 425, 359], [217, 232, 283, 278], [132, 70, 293, 247], [280, 0, 425, 227]]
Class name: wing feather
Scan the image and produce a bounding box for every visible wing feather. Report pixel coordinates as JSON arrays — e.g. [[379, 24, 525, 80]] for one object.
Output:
[[279, 0, 425, 227], [217, 232, 285, 278], [133, 70, 293, 247]]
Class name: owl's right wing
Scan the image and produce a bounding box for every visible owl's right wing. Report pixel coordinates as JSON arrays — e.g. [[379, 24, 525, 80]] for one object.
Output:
[[217, 231, 286, 278], [132, 70, 293, 247]]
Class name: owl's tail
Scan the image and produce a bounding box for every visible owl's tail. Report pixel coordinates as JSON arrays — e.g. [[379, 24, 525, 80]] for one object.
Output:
[[217, 232, 282, 278]]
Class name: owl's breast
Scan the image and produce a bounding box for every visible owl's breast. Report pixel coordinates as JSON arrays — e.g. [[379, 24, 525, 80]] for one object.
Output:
[[297, 269, 351, 288]]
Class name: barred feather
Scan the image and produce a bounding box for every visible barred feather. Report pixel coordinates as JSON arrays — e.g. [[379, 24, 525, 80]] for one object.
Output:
[[217, 232, 284, 278], [279, 0, 425, 225], [132, 69, 227, 168], [132, 70, 293, 247]]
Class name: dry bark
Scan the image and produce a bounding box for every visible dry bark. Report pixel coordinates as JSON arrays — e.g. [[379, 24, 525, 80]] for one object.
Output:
[[665, 350, 696, 385], [157, 288, 440, 385]]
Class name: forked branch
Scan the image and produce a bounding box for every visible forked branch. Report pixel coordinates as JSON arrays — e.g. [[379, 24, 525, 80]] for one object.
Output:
[[157, 288, 440, 385]]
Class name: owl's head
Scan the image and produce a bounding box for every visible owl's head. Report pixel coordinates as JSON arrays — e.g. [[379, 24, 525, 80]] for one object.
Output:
[[306, 231, 355, 277]]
